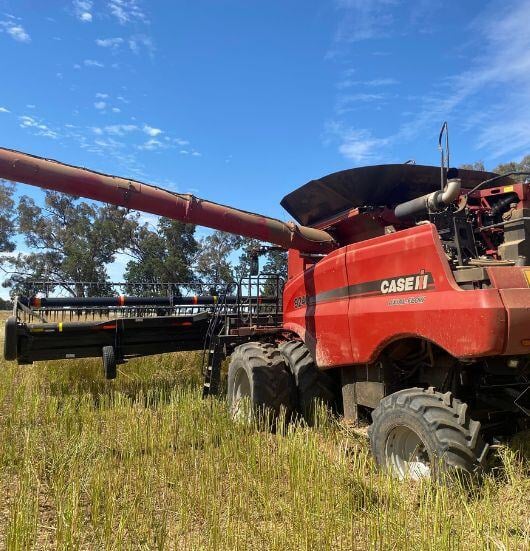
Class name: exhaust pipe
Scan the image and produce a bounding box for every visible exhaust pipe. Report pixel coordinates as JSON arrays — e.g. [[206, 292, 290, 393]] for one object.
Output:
[[394, 176, 461, 220]]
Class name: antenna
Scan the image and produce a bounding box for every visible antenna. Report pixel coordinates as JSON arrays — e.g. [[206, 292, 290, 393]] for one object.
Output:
[[438, 121, 449, 190]]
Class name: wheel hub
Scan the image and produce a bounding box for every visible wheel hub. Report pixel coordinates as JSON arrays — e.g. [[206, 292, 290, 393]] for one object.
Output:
[[385, 425, 431, 480]]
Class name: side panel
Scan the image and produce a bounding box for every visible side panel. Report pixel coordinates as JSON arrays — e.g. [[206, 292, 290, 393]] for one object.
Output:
[[346, 224, 506, 363], [487, 266, 530, 355], [283, 249, 353, 367]]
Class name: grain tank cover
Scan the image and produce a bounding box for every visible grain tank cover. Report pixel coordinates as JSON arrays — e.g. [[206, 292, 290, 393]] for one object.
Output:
[[281, 164, 506, 226]]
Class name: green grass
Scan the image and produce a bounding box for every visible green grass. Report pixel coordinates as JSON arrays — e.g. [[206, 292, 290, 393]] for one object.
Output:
[[0, 316, 529, 550]]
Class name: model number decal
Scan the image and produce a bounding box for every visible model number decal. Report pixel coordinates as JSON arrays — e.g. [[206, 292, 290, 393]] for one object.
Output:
[[388, 296, 426, 306], [294, 295, 308, 309]]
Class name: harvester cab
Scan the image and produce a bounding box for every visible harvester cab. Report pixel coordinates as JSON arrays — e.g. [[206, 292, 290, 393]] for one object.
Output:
[[1, 136, 530, 481]]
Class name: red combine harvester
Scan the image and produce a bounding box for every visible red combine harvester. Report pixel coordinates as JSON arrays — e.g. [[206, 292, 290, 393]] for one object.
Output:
[[1, 144, 530, 480]]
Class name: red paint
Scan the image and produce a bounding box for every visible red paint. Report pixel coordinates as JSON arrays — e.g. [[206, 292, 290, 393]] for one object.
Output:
[[284, 224, 508, 368]]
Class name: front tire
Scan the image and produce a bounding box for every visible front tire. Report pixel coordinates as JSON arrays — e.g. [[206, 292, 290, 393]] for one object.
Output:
[[227, 342, 296, 426], [369, 387, 488, 480]]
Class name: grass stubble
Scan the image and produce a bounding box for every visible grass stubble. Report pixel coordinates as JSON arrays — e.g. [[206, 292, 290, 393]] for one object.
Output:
[[0, 312, 528, 550]]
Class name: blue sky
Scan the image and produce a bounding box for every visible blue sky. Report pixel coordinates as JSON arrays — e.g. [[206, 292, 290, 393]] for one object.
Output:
[[1, 0, 530, 295]]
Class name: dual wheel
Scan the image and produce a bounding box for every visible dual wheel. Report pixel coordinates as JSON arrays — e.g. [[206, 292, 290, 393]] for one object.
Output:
[[227, 340, 336, 427], [227, 341, 488, 480]]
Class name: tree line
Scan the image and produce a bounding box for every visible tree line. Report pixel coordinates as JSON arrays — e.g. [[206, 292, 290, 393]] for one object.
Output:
[[0, 187, 286, 297]]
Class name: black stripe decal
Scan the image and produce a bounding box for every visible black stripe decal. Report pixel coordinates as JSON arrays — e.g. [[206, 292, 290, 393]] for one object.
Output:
[[294, 271, 434, 308]]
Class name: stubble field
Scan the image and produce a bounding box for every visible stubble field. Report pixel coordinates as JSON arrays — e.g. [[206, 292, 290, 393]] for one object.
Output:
[[0, 312, 528, 550]]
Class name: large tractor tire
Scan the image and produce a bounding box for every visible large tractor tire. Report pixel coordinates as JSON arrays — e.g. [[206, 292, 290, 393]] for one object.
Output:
[[369, 387, 489, 480], [227, 342, 296, 427], [280, 340, 337, 424]]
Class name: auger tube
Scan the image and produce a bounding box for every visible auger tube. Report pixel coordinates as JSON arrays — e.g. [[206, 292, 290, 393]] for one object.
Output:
[[0, 147, 336, 253]]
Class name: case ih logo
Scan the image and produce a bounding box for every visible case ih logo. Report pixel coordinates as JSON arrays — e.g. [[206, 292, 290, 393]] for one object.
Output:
[[380, 269, 431, 295]]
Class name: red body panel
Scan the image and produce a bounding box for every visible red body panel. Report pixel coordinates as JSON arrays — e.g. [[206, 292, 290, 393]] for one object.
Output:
[[283, 248, 353, 366], [284, 224, 509, 368], [487, 266, 530, 355]]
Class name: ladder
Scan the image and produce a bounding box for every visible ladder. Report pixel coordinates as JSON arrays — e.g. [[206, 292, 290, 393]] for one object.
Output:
[[201, 285, 230, 397]]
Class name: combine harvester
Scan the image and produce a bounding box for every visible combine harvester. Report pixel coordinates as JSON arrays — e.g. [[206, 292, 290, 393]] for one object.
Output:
[[1, 137, 529, 480]]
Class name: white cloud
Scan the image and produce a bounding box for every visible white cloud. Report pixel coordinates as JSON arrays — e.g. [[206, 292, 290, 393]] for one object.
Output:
[[18, 115, 59, 139], [108, 0, 147, 25], [20, 115, 38, 127], [84, 59, 104, 68], [94, 101, 107, 110], [332, 0, 398, 44], [328, 0, 530, 163], [128, 34, 154, 55], [103, 124, 137, 136], [95, 92, 109, 99], [338, 77, 399, 89], [327, 1, 440, 59], [335, 93, 386, 115], [395, 0, 530, 159], [0, 19, 31, 43], [339, 92, 385, 103], [179, 149, 202, 157], [326, 122, 389, 164], [112, 107, 121, 113], [73, 1, 93, 23], [139, 138, 164, 151], [143, 124, 162, 137], [365, 78, 399, 86], [94, 137, 125, 150], [96, 37, 123, 48], [0, 107, 10, 113]]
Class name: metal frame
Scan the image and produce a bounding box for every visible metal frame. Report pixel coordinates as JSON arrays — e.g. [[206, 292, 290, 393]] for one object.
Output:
[[4, 278, 284, 383]]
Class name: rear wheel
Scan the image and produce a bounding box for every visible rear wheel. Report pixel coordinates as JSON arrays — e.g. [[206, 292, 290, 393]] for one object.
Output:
[[369, 387, 488, 481], [280, 340, 337, 424], [227, 342, 296, 427]]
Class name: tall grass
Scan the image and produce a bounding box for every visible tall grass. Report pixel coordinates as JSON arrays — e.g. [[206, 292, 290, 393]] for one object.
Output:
[[0, 316, 528, 550]]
